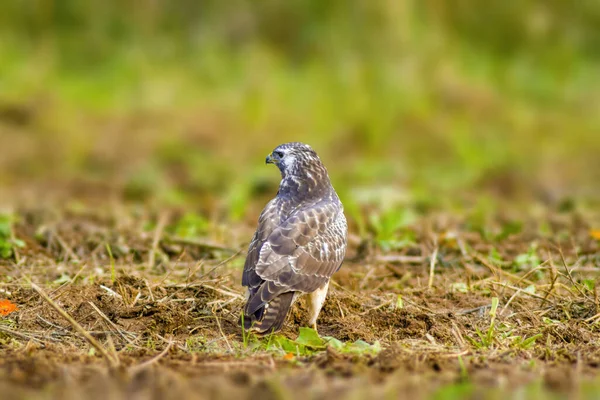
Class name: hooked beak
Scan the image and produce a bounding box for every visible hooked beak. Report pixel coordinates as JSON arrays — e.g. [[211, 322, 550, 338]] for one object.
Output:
[[265, 153, 275, 164]]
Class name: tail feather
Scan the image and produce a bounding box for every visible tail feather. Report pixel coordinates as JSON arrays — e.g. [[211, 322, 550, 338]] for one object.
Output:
[[241, 291, 295, 334]]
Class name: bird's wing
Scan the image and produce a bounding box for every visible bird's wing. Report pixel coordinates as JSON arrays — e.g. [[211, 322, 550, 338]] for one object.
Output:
[[242, 198, 282, 290], [245, 200, 347, 314]]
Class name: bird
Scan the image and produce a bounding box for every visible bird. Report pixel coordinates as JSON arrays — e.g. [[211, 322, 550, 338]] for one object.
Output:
[[240, 142, 347, 334]]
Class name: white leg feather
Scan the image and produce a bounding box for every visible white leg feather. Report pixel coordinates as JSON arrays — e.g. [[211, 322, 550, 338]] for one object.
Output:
[[307, 281, 330, 327]]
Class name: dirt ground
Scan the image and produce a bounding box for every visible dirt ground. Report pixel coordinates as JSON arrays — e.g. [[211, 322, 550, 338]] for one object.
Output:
[[1, 203, 600, 399]]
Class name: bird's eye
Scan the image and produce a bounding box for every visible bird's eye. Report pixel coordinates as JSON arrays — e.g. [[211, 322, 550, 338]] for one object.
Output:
[[274, 151, 284, 158]]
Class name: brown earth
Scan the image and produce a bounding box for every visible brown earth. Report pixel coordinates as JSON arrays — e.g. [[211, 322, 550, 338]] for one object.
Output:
[[1, 204, 600, 399]]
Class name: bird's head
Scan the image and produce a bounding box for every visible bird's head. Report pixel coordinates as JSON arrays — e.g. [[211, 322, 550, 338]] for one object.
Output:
[[265, 142, 322, 178], [266, 142, 334, 200]]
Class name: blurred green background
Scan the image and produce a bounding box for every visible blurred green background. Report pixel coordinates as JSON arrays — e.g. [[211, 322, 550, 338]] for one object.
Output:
[[1, 0, 599, 219]]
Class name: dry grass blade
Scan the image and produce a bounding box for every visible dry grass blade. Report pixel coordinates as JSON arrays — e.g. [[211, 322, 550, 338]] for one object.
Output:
[[8, 222, 21, 264], [30, 282, 119, 368], [428, 246, 439, 289], [49, 264, 88, 296], [558, 248, 593, 302], [458, 305, 492, 315], [162, 250, 243, 302], [489, 281, 556, 305], [201, 284, 244, 299], [584, 312, 600, 323], [440, 350, 470, 358], [0, 325, 47, 345], [197, 248, 244, 280], [375, 255, 425, 264], [53, 231, 81, 263], [87, 301, 138, 347], [100, 285, 122, 298], [212, 313, 233, 352], [149, 211, 169, 268], [129, 341, 173, 374], [164, 236, 237, 253]]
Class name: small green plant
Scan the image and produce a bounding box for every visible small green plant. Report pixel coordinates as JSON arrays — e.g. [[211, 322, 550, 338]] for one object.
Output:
[[0, 214, 24, 260], [242, 328, 382, 357], [466, 297, 499, 349], [457, 355, 469, 380], [582, 279, 596, 292], [105, 243, 116, 283], [262, 328, 322, 356], [240, 313, 250, 349], [496, 220, 523, 241], [185, 336, 206, 352], [240, 313, 265, 351], [395, 294, 404, 309], [185, 335, 228, 353], [369, 208, 417, 251], [431, 382, 474, 400], [145, 336, 157, 351], [170, 213, 210, 238], [511, 333, 543, 350], [322, 336, 382, 355], [450, 282, 469, 293], [542, 317, 561, 325], [514, 243, 540, 271], [488, 247, 508, 266], [262, 328, 382, 357]]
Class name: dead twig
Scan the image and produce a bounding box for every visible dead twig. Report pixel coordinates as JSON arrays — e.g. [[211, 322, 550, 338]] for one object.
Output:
[[501, 288, 522, 316], [450, 322, 466, 348], [197, 249, 244, 280], [428, 246, 439, 289], [163, 236, 237, 254], [458, 305, 492, 315], [129, 341, 174, 374], [149, 211, 169, 268], [161, 250, 243, 303], [88, 301, 138, 347], [193, 359, 276, 370], [37, 315, 70, 332], [49, 263, 88, 296], [53, 231, 81, 263], [359, 298, 394, 315], [584, 312, 600, 323], [0, 325, 48, 345], [440, 350, 470, 358], [374, 255, 425, 264], [558, 248, 593, 302], [9, 223, 21, 264], [100, 285, 122, 298], [489, 281, 556, 305], [30, 282, 119, 368], [212, 313, 233, 353], [473, 253, 536, 287], [145, 279, 155, 302], [541, 250, 559, 307], [401, 296, 437, 314]]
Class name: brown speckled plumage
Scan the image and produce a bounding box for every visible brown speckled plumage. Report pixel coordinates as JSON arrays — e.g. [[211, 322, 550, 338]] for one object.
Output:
[[241, 142, 347, 333]]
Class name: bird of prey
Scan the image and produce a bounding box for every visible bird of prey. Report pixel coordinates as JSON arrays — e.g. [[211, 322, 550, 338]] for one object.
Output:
[[241, 142, 347, 334]]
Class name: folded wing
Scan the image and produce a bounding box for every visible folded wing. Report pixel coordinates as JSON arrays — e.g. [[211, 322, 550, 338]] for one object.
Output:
[[244, 200, 347, 316]]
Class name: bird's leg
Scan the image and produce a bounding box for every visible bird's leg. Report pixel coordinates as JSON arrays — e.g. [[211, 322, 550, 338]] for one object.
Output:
[[307, 282, 329, 336]]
